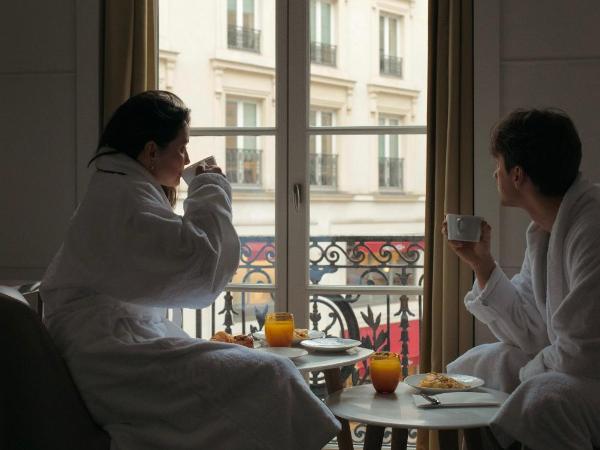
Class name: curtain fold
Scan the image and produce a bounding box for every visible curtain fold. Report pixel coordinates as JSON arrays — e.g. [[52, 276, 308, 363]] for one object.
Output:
[[418, 0, 474, 448], [103, 0, 157, 126]]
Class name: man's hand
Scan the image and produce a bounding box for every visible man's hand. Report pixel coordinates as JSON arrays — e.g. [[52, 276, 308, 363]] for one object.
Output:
[[442, 219, 496, 288]]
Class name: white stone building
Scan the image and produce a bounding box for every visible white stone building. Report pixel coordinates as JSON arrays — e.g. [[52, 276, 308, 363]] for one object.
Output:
[[159, 0, 427, 239]]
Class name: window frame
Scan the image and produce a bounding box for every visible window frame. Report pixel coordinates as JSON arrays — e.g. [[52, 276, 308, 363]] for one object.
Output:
[[310, 0, 337, 66], [379, 12, 404, 78], [163, 0, 427, 328], [227, 0, 261, 53], [309, 108, 337, 188], [225, 97, 263, 187]]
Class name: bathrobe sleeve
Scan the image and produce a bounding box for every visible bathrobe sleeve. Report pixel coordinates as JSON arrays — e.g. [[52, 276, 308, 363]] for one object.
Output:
[[463, 251, 549, 356], [87, 173, 240, 308], [520, 228, 600, 381]]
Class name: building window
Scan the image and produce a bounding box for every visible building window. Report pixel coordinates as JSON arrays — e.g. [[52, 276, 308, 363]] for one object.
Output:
[[158, 49, 178, 91], [227, 0, 261, 53], [310, 0, 336, 66], [378, 116, 404, 190], [309, 109, 337, 187], [379, 14, 403, 77], [226, 98, 262, 185]]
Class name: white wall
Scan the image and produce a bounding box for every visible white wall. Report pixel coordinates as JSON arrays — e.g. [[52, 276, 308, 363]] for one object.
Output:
[[0, 0, 100, 283], [474, 0, 600, 344]]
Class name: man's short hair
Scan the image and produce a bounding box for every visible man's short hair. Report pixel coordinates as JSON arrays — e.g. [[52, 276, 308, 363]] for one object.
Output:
[[491, 108, 582, 196]]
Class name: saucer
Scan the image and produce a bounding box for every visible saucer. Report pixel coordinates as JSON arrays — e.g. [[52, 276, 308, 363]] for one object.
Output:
[[255, 347, 308, 360], [300, 337, 361, 352]]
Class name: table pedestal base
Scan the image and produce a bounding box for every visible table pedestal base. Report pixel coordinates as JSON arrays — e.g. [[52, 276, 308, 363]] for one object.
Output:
[[364, 426, 409, 450], [324, 367, 354, 450]]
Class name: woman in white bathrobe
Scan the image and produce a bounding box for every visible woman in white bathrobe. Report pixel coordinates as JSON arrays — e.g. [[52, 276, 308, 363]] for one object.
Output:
[[445, 109, 600, 450], [41, 91, 340, 450]]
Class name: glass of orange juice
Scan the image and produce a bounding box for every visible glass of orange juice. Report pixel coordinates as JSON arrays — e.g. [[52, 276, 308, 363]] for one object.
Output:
[[370, 352, 402, 394], [264, 312, 294, 347]]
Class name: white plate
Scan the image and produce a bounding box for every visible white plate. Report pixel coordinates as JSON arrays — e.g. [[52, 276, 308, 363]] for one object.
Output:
[[404, 373, 485, 394], [255, 347, 308, 360], [252, 329, 325, 345], [300, 337, 362, 352]]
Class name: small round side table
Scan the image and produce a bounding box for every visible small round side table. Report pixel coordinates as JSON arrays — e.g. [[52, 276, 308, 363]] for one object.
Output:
[[325, 382, 509, 450]]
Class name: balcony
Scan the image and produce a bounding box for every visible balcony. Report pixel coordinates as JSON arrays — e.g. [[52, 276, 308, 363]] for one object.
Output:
[[310, 152, 338, 187], [226, 148, 262, 186], [380, 53, 403, 77], [310, 41, 337, 66], [227, 25, 261, 53], [379, 156, 404, 190]]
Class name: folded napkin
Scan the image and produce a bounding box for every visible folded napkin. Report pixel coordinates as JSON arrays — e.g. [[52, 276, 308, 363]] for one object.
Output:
[[413, 392, 500, 408]]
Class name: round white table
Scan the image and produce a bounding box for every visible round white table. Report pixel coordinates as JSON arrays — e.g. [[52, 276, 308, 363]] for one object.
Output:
[[293, 347, 374, 450], [325, 382, 509, 450]]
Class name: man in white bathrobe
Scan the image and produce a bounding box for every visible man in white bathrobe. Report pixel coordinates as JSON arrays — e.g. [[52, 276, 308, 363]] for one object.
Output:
[[445, 109, 600, 450]]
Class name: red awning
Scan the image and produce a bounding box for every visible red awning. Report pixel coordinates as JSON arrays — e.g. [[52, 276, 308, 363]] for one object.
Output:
[[361, 240, 425, 254]]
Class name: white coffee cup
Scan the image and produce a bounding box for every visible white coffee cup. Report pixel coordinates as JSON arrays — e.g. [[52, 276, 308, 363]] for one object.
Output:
[[182, 155, 217, 184], [446, 214, 483, 242]]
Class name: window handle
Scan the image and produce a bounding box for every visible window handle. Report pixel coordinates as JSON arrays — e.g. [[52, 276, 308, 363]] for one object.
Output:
[[293, 183, 302, 211]]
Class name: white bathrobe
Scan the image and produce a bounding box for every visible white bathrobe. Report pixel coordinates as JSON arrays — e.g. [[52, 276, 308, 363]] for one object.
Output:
[[41, 152, 340, 450], [448, 176, 600, 450]]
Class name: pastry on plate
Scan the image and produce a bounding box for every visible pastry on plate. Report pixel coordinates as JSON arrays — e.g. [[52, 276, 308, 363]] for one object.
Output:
[[293, 328, 309, 340], [233, 334, 254, 348], [210, 331, 254, 348], [210, 331, 234, 343], [418, 372, 467, 389]]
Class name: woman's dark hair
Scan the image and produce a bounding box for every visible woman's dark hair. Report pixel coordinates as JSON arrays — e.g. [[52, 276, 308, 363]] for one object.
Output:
[[491, 108, 581, 197], [90, 90, 191, 206]]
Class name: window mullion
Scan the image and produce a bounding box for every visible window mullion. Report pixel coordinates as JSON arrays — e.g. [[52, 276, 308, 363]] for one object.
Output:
[[274, 0, 289, 315], [286, 0, 309, 327]]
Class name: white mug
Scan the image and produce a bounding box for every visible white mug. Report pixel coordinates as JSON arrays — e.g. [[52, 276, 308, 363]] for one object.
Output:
[[446, 214, 483, 242], [182, 155, 217, 184]]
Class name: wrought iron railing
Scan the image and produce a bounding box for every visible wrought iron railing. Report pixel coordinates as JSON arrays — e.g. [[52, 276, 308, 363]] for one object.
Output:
[[196, 235, 424, 369], [310, 152, 338, 187], [310, 41, 337, 66], [380, 53, 403, 77], [226, 148, 262, 185], [187, 235, 424, 447], [227, 25, 261, 53], [379, 156, 404, 190]]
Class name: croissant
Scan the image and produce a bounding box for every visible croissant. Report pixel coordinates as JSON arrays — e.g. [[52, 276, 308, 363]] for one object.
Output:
[[293, 329, 309, 339], [233, 334, 254, 348], [210, 331, 234, 343], [210, 331, 254, 348]]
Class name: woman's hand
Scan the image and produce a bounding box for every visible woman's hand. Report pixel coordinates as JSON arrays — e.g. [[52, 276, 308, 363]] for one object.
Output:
[[442, 219, 496, 288]]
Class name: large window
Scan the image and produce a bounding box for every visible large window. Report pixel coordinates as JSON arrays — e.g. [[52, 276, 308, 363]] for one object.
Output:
[[310, 0, 336, 66], [379, 14, 404, 77], [228, 0, 260, 52], [159, 1, 427, 445]]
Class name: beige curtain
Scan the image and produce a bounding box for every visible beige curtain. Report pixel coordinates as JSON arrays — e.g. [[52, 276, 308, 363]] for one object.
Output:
[[103, 0, 157, 126], [418, 0, 474, 449]]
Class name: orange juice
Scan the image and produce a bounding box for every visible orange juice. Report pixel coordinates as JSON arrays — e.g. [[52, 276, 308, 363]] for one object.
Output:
[[370, 352, 402, 394], [264, 313, 294, 347]]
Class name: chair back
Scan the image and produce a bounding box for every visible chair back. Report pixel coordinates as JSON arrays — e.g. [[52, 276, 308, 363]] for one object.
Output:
[[0, 288, 110, 450]]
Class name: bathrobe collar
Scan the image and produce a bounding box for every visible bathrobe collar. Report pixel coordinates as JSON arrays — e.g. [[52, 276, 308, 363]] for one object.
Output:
[[93, 148, 170, 206]]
